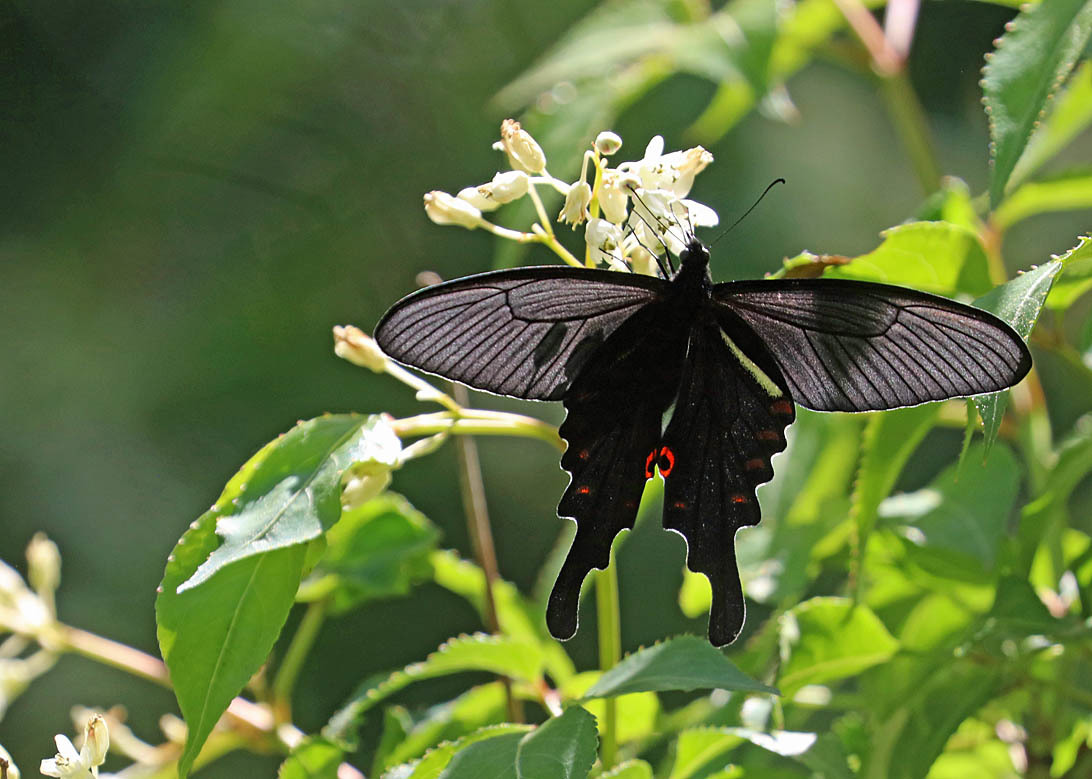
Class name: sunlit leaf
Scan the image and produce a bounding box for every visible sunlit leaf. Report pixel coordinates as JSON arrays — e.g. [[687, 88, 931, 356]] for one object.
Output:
[[560, 672, 659, 743], [181, 414, 398, 591], [583, 635, 777, 699], [598, 760, 654, 779], [983, 0, 1092, 205], [1045, 233, 1092, 309], [324, 634, 545, 749], [822, 221, 992, 296], [1009, 60, 1092, 189], [279, 738, 343, 779], [778, 597, 898, 696], [993, 170, 1092, 230], [385, 725, 531, 779], [974, 260, 1063, 450]]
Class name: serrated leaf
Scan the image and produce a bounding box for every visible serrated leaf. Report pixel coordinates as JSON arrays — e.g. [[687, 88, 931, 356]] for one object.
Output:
[[822, 221, 992, 296], [993, 170, 1092, 230], [778, 597, 898, 696], [515, 706, 598, 779], [298, 493, 438, 613], [324, 634, 545, 748], [279, 738, 343, 779], [379, 683, 507, 773], [181, 414, 398, 591], [974, 260, 1063, 450], [1046, 233, 1092, 309], [851, 405, 940, 546], [561, 672, 659, 743], [1010, 60, 1092, 187], [385, 725, 531, 779], [582, 635, 776, 699], [157, 508, 307, 779], [436, 731, 524, 779], [983, 0, 1092, 205]]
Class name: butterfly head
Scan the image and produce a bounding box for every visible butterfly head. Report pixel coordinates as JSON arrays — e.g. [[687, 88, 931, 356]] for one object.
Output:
[[678, 236, 710, 271]]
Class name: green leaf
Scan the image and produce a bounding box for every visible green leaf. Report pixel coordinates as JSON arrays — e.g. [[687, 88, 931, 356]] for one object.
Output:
[[983, 0, 1092, 205], [515, 706, 598, 779], [597, 760, 654, 779], [914, 177, 980, 231], [822, 221, 992, 296], [882, 443, 1020, 579], [279, 738, 343, 779], [324, 634, 545, 748], [993, 170, 1092, 230], [778, 597, 898, 696], [851, 405, 940, 546], [1010, 60, 1092, 188], [560, 672, 659, 744], [582, 635, 777, 699], [387, 725, 531, 779], [379, 683, 507, 773], [157, 433, 309, 779], [1046, 233, 1092, 309], [181, 414, 399, 591], [298, 493, 438, 613], [667, 728, 818, 779], [434, 708, 597, 779], [973, 260, 1063, 450]]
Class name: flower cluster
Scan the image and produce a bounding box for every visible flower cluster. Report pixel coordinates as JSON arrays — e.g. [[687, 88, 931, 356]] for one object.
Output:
[[40, 714, 109, 778], [423, 120, 718, 275]]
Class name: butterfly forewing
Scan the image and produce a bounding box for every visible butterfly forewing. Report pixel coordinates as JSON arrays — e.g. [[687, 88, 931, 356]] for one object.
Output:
[[548, 301, 691, 639], [714, 279, 1032, 412], [660, 318, 794, 646], [375, 268, 667, 400]]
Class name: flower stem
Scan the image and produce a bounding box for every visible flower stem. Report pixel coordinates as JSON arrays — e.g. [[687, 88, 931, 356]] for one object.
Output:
[[595, 546, 622, 769], [392, 410, 563, 451], [272, 598, 330, 722], [451, 383, 523, 723], [59, 624, 171, 687]]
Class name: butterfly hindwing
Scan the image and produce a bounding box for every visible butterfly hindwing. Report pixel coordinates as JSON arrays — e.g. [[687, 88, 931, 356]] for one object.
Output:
[[375, 267, 667, 400], [547, 301, 691, 640], [714, 279, 1031, 412], [660, 315, 794, 646]]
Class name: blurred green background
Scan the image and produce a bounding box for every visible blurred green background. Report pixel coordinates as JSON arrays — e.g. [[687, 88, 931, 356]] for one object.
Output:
[[2, 0, 1088, 773]]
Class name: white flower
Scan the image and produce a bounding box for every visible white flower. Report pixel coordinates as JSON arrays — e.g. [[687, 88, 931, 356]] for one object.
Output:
[[619, 136, 713, 197], [594, 131, 622, 156], [423, 191, 483, 229], [597, 170, 630, 224], [585, 218, 625, 264], [26, 534, 60, 599], [628, 189, 688, 255], [495, 119, 546, 174], [558, 181, 591, 226], [458, 171, 529, 212], [40, 716, 107, 778], [333, 325, 389, 373]]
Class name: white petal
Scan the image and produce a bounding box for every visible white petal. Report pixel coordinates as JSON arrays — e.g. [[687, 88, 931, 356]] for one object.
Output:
[[681, 199, 719, 227], [642, 135, 664, 160]]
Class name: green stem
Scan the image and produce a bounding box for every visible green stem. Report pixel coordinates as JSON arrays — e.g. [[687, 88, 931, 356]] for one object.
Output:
[[272, 598, 329, 718], [392, 410, 563, 451], [595, 546, 622, 769], [878, 71, 941, 194]]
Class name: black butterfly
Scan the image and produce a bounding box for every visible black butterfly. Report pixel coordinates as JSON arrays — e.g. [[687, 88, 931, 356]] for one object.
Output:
[[374, 236, 1031, 646]]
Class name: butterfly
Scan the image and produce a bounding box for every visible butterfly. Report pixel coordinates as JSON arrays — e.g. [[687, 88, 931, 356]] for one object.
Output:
[[374, 235, 1031, 646]]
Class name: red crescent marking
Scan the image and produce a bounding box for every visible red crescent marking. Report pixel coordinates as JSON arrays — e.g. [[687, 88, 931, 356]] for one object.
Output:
[[659, 446, 676, 477], [644, 449, 657, 479]]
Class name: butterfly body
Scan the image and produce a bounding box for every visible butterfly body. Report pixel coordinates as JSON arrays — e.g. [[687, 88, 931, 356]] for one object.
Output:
[[375, 236, 1031, 645]]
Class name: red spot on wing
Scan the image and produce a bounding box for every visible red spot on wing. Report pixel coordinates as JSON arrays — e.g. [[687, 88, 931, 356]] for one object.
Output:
[[577, 485, 591, 495], [644, 449, 657, 479], [672, 501, 688, 509], [730, 493, 749, 504], [756, 429, 780, 442], [745, 458, 766, 471], [770, 399, 793, 416], [577, 448, 590, 460], [658, 446, 676, 477]]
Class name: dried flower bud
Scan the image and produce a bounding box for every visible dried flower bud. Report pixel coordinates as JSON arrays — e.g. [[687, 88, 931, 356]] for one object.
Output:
[[559, 181, 592, 226], [424, 191, 483, 229], [83, 715, 109, 767], [496, 119, 546, 174], [594, 131, 623, 156], [333, 325, 388, 373]]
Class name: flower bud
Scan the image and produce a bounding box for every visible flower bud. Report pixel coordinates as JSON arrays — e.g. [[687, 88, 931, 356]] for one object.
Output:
[[594, 131, 623, 156], [82, 715, 109, 767], [558, 181, 591, 226], [26, 533, 60, 598], [598, 172, 629, 224], [496, 119, 546, 174], [629, 246, 659, 277], [341, 460, 393, 511], [488, 170, 529, 203], [333, 326, 389, 373], [456, 186, 496, 211], [424, 191, 483, 229]]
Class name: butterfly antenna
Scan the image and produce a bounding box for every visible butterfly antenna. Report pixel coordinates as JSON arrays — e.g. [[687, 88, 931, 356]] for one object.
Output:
[[627, 186, 686, 261], [709, 177, 786, 248], [623, 222, 673, 279]]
